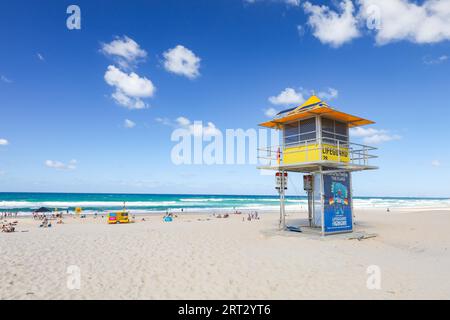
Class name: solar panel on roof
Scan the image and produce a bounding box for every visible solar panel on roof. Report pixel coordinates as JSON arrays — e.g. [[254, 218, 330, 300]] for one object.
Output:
[[277, 107, 296, 115]]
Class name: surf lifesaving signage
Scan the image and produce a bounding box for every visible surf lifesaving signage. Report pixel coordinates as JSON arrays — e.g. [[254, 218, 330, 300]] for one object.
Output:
[[323, 172, 353, 233], [275, 172, 287, 190]]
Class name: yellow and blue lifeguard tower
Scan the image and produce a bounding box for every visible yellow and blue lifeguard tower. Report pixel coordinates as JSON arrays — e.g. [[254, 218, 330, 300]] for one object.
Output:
[[258, 95, 378, 235]]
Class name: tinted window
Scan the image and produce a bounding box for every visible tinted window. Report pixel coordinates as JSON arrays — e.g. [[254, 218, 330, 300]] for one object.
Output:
[[321, 118, 348, 145], [284, 118, 317, 147]]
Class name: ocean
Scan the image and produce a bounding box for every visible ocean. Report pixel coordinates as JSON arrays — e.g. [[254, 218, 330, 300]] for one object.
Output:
[[0, 192, 449, 214]]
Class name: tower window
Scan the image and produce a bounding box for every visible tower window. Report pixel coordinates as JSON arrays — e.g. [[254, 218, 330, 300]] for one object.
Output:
[[321, 118, 348, 146], [283, 118, 317, 147]]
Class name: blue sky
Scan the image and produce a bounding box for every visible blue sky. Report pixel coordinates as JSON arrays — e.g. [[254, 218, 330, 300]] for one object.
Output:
[[0, 0, 449, 197]]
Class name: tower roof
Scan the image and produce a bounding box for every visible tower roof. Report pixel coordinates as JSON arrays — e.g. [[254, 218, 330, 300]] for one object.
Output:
[[260, 95, 374, 129]]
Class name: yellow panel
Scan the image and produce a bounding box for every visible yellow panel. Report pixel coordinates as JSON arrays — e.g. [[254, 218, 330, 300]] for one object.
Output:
[[283, 143, 349, 165], [283, 144, 321, 164], [321, 144, 349, 162], [290, 95, 323, 113]]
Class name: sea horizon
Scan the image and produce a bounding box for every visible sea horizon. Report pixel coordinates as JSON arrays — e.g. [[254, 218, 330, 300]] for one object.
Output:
[[1, 192, 449, 213]]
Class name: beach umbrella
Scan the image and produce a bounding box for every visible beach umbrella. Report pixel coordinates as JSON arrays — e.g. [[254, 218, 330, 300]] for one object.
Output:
[[34, 207, 51, 213]]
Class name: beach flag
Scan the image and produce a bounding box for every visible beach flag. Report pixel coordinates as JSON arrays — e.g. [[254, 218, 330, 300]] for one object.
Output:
[[277, 147, 281, 164]]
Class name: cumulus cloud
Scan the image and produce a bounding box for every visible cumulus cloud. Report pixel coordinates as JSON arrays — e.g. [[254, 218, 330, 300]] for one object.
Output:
[[264, 107, 279, 118], [303, 0, 360, 47], [45, 159, 77, 170], [350, 127, 401, 144], [124, 119, 136, 129], [175, 116, 191, 127], [163, 45, 201, 79], [269, 88, 305, 106], [104, 65, 155, 109], [268, 87, 338, 107], [101, 36, 147, 69], [157, 116, 220, 137], [250, 0, 450, 47], [176, 117, 220, 137], [0, 138, 9, 146], [317, 87, 339, 100], [37, 53, 45, 61], [431, 160, 441, 167], [359, 0, 450, 45]]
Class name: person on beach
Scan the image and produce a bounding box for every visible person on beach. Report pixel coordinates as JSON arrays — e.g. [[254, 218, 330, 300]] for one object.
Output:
[[1, 223, 15, 233]]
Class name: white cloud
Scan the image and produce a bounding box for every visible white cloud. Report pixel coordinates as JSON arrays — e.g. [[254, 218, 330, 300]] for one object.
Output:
[[245, 0, 300, 6], [37, 53, 45, 61], [155, 117, 172, 126], [431, 160, 441, 167], [0, 138, 9, 146], [124, 119, 136, 129], [362, 134, 401, 144], [423, 54, 448, 65], [317, 87, 339, 100], [45, 159, 77, 170], [101, 36, 147, 69], [350, 127, 381, 137], [303, 0, 360, 47], [176, 116, 191, 127], [176, 117, 220, 137], [158, 116, 220, 137], [163, 45, 201, 79], [285, 0, 300, 5], [350, 127, 401, 144], [1, 75, 12, 83], [264, 107, 279, 118], [269, 87, 305, 106], [104, 65, 155, 109], [268, 87, 338, 107], [251, 0, 450, 47], [111, 90, 146, 110], [359, 0, 450, 45]]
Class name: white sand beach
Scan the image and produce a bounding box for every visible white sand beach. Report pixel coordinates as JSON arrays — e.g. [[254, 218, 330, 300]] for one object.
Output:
[[1, 208, 450, 300]]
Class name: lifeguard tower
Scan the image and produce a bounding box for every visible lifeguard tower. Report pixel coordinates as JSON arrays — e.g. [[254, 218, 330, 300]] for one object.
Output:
[[258, 95, 378, 235]]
